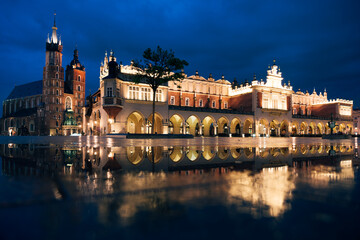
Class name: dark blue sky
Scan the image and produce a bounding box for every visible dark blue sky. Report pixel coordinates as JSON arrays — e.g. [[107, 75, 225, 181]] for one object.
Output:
[[1, 0, 360, 109]]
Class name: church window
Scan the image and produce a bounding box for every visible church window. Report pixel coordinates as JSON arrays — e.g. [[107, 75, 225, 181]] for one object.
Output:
[[56, 90, 59, 96], [212, 100, 216, 108], [65, 97, 72, 110], [56, 98, 59, 104], [56, 66, 59, 72], [77, 76, 81, 81], [107, 87, 113, 97], [170, 96, 175, 105], [185, 98, 190, 106], [199, 99, 203, 107], [55, 73, 59, 79], [56, 81, 58, 87], [78, 86, 81, 91], [78, 94, 81, 99]]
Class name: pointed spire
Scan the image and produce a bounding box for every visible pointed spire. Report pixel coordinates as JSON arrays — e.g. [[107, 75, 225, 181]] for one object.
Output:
[[51, 12, 58, 44]]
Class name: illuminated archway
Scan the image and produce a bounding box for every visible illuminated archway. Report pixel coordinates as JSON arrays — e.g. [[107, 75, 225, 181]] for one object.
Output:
[[186, 146, 200, 161], [202, 116, 216, 136], [230, 147, 241, 159], [127, 146, 144, 165], [291, 121, 299, 135], [317, 123, 324, 135], [300, 122, 308, 135], [127, 111, 144, 133], [202, 146, 215, 160], [270, 120, 280, 136], [169, 114, 184, 134], [243, 119, 253, 136], [280, 120, 289, 137], [230, 118, 241, 136], [217, 117, 229, 135], [338, 123, 346, 134], [309, 122, 316, 135], [169, 146, 184, 162], [259, 118, 269, 136], [218, 147, 229, 160], [148, 113, 163, 134], [186, 115, 200, 136]]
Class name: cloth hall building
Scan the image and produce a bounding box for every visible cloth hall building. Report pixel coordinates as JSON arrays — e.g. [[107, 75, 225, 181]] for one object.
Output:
[[83, 53, 353, 137], [1, 18, 86, 136]]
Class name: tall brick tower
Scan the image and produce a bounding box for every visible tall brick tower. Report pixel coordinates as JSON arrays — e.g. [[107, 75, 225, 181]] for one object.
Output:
[[65, 48, 86, 121], [42, 13, 65, 135]]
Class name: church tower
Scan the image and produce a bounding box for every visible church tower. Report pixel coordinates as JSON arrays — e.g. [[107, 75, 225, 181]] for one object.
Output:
[[65, 48, 86, 118], [42, 13, 64, 135]]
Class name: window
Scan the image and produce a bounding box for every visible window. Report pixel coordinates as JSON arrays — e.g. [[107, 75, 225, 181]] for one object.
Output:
[[56, 66, 59, 72], [199, 99, 203, 107], [212, 100, 216, 108], [170, 96, 175, 105], [56, 107, 59, 112], [56, 81, 59, 87], [65, 97, 72, 110], [55, 73, 59, 79], [77, 76, 81, 81], [224, 102, 228, 109], [56, 98, 59, 104], [107, 87, 113, 97], [78, 94, 81, 99], [156, 89, 162, 102], [293, 108, 297, 114], [185, 98, 190, 106], [56, 90, 59, 96], [77, 86, 81, 91], [30, 124, 34, 132]]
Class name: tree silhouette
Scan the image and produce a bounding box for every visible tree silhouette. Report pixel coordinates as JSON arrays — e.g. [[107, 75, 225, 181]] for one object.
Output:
[[133, 46, 188, 134]]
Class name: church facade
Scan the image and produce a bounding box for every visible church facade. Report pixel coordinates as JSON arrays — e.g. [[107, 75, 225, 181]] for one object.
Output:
[[1, 16, 86, 136], [83, 53, 353, 137]]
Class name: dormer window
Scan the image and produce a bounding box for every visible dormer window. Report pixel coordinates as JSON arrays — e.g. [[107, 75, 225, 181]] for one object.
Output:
[[212, 100, 216, 108], [199, 99, 203, 107], [224, 102, 228, 109], [170, 96, 175, 105]]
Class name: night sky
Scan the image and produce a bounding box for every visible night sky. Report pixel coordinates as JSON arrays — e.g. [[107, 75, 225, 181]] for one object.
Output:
[[1, 0, 360, 111]]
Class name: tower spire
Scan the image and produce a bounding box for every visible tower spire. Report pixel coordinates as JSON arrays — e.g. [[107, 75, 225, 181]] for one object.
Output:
[[51, 12, 58, 44]]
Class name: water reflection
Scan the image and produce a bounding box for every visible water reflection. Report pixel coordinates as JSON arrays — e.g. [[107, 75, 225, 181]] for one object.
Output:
[[0, 142, 357, 220]]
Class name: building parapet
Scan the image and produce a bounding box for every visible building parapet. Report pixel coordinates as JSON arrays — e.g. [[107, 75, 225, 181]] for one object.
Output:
[[251, 80, 293, 91], [292, 114, 352, 122], [169, 105, 254, 115], [229, 84, 253, 96], [311, 99, 353, 105]]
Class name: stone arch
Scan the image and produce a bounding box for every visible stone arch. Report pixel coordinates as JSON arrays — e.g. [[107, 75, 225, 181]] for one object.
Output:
[[127, 146, 144, 165], [244, 147, 254, 158], [347, 124, 353, 134], [309, 122, 316, 135], [169, 146, 184, 162], [186, 146, 200, 161], [317, 123, 324, 135], [127, 111, 145, 134], [291, 121, 299, 135], [202, 115, 216, 136], [243, 118, 253, 136], [270, 120, 280, 136], [230, 118, 241, 136], [148, 113, 163, 134], [218, 147, 229, 160], [202, 146, 215, 160], [217, 116, 229, 136], [259, 118, 269, 136], [338, 123, 346, 134], [147, 146, 163, 163], [300, 122, 308, 135], [186, 115, 201, 136], [169, 114, 184, 134], [230, 147, 241, 159], [280, 120, 289, 137]]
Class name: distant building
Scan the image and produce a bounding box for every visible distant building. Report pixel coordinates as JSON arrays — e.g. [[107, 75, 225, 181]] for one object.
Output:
[[84, 55, 353, 136], [352, 108, 360, 135], [1, 15, 86, 136]]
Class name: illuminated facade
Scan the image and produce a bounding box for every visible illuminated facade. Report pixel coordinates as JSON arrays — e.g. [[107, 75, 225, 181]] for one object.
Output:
[[84, 55, 353, 136], [1, 16, 86, 136]]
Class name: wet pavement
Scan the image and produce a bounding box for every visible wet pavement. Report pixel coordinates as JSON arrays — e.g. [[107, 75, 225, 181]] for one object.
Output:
[[0, 136, 359, 240]]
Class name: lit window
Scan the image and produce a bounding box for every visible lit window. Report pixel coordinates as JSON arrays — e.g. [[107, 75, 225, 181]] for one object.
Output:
[[170, 96, 175, 105], [185, 98, 190, 106], [199, 99, 203, 107]]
